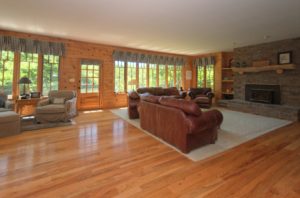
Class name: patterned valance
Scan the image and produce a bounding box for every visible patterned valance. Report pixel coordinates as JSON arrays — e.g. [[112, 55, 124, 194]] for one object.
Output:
[[194, 56, 215, 66], [112, 50, 186, 65], [81, 59, 101, 65], [0, 35, 65, 56]]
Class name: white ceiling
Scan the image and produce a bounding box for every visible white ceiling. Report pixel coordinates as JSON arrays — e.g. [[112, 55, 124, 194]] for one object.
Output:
[[0, 0, 300, 55]]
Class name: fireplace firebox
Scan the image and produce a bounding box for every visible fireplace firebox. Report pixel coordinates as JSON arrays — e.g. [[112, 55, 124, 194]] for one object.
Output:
[[245, 84, 281, 104]]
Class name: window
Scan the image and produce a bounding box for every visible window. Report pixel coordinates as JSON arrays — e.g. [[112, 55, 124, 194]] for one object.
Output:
[[114, 61, 125, 93], [0, 50, 14, 96], [149, 64, 157, 87], [127, 62, 137, 91], [20, 52, 39, 93], [196, 65, 205, 87], [43, 55, 59, 96], [138, 63, 147, 88], [167, 65, 174, 87], [175, 65, 182, 89], [196, 64, 214, 90], [158, 64, 166, 87], [206, 64, 214, 90], [81, 63, 100, 93]]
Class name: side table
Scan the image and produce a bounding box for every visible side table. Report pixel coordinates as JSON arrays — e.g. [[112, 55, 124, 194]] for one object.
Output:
[[15, 98, 40, 116]]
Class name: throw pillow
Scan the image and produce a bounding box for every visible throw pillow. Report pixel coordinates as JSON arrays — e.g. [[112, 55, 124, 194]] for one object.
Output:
[[53, 97, 65, 104]]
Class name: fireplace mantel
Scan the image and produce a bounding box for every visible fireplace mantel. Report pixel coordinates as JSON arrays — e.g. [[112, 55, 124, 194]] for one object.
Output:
[[232, 64, 296, 74]]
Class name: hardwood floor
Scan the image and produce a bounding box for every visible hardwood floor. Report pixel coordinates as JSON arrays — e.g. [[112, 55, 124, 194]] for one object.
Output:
[[0, 110, 299, 197]]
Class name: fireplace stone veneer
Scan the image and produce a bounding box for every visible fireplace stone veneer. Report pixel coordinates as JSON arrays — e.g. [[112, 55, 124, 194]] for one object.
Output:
[[218, 38, 300, 121]]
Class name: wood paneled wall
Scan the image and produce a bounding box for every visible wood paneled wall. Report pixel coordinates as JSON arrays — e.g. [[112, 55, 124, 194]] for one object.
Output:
[[0, 29, 231, 108]]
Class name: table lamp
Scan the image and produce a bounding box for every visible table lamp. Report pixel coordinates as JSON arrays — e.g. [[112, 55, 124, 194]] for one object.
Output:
[[19, 77, 31, 98]]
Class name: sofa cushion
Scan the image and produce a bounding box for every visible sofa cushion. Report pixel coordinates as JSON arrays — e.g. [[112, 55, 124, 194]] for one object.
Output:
[[0, 111, 19, 123], [0, 108, 10, 112], [36, 104, 66, 114], [53, 97, 65, 104], [141, 95, 161, 104], [49, 90, 76, 102], [159, 97, 202, 116], [155, 87, 165, 96], [164, 87, 179, 96], [194, 96, 210, 103]]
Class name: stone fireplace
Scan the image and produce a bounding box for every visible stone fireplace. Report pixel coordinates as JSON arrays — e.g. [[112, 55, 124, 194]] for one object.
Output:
[[219, 38, 300, 121]]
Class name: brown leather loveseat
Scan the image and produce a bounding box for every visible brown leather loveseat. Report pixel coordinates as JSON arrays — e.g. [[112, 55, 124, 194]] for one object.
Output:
[[128, 87, 186, 119], [139, 96, 223, 153]]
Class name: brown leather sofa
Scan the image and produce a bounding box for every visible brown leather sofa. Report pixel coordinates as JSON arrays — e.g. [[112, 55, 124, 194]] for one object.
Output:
[[188, 88, 214, 108], [128, 87, 186, 119], [139, 96, 223, 153]]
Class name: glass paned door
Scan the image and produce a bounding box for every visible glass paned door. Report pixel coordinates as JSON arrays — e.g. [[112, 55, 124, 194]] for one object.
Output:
[[79, 62, 101, 109]]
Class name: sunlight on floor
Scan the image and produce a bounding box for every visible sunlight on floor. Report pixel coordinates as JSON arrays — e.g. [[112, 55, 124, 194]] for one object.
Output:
[[82, 110, 104, 114]]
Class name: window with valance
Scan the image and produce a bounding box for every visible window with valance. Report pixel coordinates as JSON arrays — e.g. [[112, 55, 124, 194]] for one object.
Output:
[[112, 50, 186, 93], [194, 56, 215, 90], [0, 35, 65, 98]]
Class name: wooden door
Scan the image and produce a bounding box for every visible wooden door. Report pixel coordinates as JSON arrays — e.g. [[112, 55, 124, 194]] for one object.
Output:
[[78, 61, 101, 110]]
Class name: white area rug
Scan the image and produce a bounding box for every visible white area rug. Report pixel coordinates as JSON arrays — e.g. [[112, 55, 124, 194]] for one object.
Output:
[[110, 107, 292, 161]]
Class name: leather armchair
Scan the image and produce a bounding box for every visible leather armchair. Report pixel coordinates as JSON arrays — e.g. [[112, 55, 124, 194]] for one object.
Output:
[[188, 88, 214, 108], [35, 90, 77, 123]]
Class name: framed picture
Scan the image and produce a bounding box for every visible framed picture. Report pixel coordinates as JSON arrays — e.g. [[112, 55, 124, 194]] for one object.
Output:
[[278, 51, 292, 65], [31, 92, 41, 98]]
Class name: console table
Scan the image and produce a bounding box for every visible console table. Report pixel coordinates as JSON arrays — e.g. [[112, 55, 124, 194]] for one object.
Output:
[[15, 98, 40, 116]]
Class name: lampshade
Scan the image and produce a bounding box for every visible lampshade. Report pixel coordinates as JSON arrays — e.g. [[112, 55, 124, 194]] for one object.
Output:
[[18, 77, 32, 84]]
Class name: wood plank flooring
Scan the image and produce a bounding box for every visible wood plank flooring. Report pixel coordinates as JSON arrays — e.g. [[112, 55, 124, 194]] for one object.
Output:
[[0, 110, 299, 197]]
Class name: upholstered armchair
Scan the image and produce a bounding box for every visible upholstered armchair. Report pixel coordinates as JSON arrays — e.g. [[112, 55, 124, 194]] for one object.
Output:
[[0, 92, 14, 112], [188, 88, 215, 108], [35, 90, 77, 123]]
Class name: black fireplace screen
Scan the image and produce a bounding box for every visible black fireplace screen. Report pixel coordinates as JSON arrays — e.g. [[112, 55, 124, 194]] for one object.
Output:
[[245, 84, 281, 104]]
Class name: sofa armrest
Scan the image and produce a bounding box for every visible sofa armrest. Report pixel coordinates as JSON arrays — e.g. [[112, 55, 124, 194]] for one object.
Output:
[[37, 99, 50, 106], [65, 98, 77, 113], [186, 109, 223, 134], [128, 91, 140, 100], [188, 91, 197, 99], [206, 92, 215, 99]]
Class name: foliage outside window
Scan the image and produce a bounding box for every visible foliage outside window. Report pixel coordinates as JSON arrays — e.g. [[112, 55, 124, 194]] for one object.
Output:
[[20, 52, 38, 93], [114, 61, 183, 92], [158, 64, 166, 87], [114, 61, 125, 93], [167, 65, 174, 87], [138, 63, 147, 88], [206, 64, 214, 90], [196, 65, 205, 87], [0, 50, 14, 97], [81, 63, 100, 93], [148, 64, 157, 87], [175, 65, 182, 89], [43, 55, 59, 96], [196, 64, 214, 90], [127, 62, 137, 91]]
